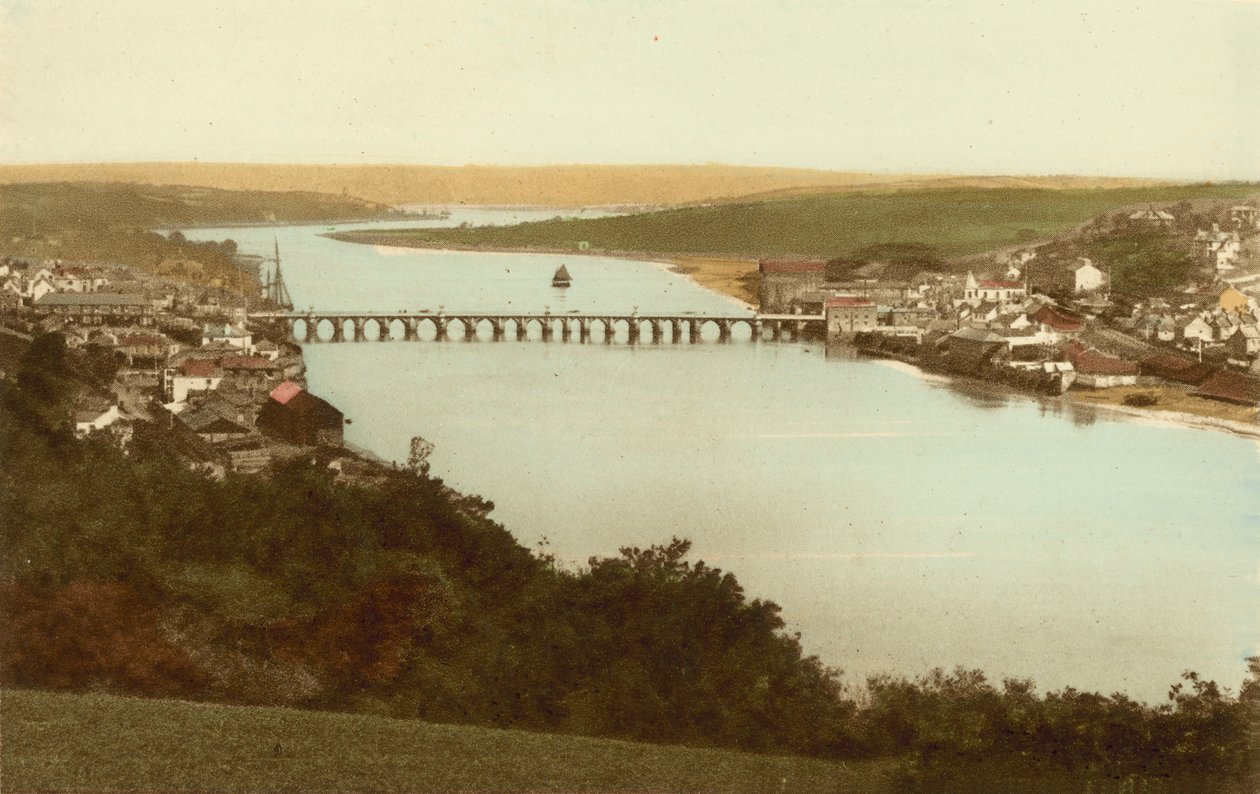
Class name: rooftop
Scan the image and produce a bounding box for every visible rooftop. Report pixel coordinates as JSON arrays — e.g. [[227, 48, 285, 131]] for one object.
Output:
[[36, 292, 148, 307]]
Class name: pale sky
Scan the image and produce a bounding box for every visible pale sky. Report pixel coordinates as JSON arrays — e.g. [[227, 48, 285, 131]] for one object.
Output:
[[1, 0, 1257, 179]]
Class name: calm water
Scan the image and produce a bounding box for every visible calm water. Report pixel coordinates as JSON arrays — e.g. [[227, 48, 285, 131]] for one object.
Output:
[[184, 210, 1260, 701]]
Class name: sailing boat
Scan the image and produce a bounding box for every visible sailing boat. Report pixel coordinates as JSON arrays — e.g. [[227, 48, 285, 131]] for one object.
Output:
[[551, 264, 572, 288]]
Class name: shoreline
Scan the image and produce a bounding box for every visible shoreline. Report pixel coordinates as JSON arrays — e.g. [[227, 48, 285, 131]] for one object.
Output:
[[320, 233, 1258, 442], [872, 356, 1260, 441]]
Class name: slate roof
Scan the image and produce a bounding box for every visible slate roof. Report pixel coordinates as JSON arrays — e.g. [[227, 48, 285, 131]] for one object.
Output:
[[36, 292, 148, 306]]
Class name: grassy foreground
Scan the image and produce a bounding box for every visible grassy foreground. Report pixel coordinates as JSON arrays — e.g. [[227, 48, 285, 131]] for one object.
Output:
[[0, 689, 901, 793], [337, 184, 1258, 262]]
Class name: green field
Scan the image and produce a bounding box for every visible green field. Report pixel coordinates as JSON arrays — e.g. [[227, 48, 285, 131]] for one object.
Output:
[[338, 185, 1258, 260], [0, 689, 900, 793]]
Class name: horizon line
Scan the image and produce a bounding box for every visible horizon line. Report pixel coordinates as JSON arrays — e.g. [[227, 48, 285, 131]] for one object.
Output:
[[0, 161, 1238, 184]]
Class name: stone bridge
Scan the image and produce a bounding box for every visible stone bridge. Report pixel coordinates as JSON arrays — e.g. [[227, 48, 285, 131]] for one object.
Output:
[[248, 311, 825, 344]]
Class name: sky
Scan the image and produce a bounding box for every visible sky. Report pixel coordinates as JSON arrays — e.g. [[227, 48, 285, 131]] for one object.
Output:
[[1, 0, 1258, 179]]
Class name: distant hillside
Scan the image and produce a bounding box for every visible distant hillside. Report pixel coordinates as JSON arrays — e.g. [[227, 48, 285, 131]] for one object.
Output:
[[333, 184, 1260, 263], [0, 182, 389, 286], [1, 689, 900, 793], [0, 181, 387, 231], [0, 163, 1174, 207]]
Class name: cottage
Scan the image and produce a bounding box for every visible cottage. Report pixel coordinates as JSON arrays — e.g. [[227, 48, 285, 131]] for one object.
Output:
[[74, 399, 120, 437], [1226, 325, 1260, 360], [758, 259, 826, 313], [257, 381, 344, 447]]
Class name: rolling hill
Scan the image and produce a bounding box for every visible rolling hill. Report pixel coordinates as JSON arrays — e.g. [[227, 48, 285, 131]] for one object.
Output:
[[0, 162, 1174, 208]]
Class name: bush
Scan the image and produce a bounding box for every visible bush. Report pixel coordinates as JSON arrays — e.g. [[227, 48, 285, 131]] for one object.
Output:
[[1124, 392, 1159, 407]]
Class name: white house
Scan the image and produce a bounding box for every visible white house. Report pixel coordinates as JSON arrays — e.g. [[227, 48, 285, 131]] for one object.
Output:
[[202, 323, 252, 351], [1182, 316, 1214, 343], [164, 359, 224, 403], [1195, 225, 1242, 271], [75, 403, 120, 437], [1074, 259, 1105, 294], [27, 276, 56, 303]]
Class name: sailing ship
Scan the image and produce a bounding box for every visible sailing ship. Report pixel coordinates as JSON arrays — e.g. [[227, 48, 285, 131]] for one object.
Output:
[[260, 237, 294, 310], [551, 264, 572, 288]]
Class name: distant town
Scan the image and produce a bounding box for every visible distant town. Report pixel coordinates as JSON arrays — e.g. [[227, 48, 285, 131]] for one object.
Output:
[[1, 196, 1259, 480], [788, 201, 1260, 429]]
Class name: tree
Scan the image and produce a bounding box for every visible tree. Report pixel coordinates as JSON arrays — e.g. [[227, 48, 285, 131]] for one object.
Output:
[[406, 436, 435, 476]]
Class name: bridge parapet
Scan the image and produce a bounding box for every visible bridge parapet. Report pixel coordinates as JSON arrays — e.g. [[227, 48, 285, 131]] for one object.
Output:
[[260, 311, 819, 345]]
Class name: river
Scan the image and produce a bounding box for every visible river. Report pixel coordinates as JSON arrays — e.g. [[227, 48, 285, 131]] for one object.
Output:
[[182, 208, 1260, 702]]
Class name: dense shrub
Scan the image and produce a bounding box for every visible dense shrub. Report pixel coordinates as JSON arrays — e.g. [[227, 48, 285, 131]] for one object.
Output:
[[0, 333, 1254, 782]]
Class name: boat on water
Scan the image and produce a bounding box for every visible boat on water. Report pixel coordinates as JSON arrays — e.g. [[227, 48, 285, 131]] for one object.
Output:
[[552, 264, 572, 288]]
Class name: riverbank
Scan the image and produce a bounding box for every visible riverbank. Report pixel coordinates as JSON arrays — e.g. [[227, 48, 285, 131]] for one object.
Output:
[[870, 351, 1260, 441]]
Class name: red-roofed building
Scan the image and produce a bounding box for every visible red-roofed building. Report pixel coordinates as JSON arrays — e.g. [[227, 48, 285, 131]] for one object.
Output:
[[1064, 342, 1139, 388], [270, 380, 302, 405], [759, 259, 827, 313], [165, 359, 223, 403], [977, 280, 1027, 303], [1193, 370, 1260, 406], [825, 296, 878, 336], [1140, 355, 1217, 386], [258, 384, 344, 447], [963, 271, 1026, 305], [1031, 305, 1084, 337]]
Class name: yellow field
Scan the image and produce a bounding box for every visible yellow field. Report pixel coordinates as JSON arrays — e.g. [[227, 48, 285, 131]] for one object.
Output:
[[0, 162, 1172, 207]]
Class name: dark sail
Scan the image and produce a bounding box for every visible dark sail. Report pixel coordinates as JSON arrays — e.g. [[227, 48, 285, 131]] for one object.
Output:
[[552, 265, 572, 288]]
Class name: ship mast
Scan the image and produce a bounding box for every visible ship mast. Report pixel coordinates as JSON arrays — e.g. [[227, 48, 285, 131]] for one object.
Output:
[[267, 236, 294, 310]]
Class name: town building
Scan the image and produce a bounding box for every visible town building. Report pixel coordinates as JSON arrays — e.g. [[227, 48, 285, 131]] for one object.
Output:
[[1064, 343, 1139, 388], [257, 381, 344, 447], [758, 259, 826, 313], [74, 399, 121, 437], [825, 296, 877, 337], [34, 292, 155, 325], [165, 359, 223, 403], [1229, 205, 1259, 230], [202, 323, 253, 351], [1073, 258, 1105, 293], [1195, 225, 1242, 271]]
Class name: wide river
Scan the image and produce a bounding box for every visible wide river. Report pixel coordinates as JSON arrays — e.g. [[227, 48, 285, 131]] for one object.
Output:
[[184, 209, 1260, 702]]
